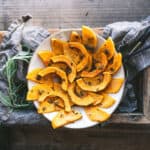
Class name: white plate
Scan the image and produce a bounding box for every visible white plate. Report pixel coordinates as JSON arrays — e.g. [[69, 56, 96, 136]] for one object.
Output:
[[28, 29, 125, 129]]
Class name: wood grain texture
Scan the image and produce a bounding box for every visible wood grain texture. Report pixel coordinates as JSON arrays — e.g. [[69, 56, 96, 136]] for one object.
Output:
[[0, 0, 150, 30], [143, 68, 150, 119], [6, 125, 150, 150]]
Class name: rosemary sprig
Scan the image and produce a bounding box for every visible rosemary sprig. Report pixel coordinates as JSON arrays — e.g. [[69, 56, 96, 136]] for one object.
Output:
[[0, 50, 33, 109]]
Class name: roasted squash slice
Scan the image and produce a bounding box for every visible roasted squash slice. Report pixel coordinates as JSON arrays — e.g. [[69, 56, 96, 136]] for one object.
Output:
[[84, 53, 93, 72], [51, 38, 65, 55], [63, 42, 82, 65], [51, 110, 82, 129], [70, 31, 82, 43], [104, 78, 124, 93], [26, 84, 53, 101], [26, 68, 53, 86], [38, 91, 71, 112], [88, 93, 103, 106], [68, 42, 89, 72], [100, 93, 115, 108], [38, 50, 54, 66], [38, 67, 68, 91], [38, 99, 62, 114], [50, 55, 76, 83], [74, 85, 103, 105], [68, 83, 95, 106], [96, 37, 115, 60], [81, 53, 108, 78], [82, 25, 97, 49], [76, 72, 112, 92], [51, 63, 67, 71], [106, 53, 122, 74], [85, 106, 110, 122]]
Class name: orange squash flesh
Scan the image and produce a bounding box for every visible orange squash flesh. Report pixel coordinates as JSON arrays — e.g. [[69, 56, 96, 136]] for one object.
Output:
[[106, 53, 122, 74], [52, 110, 82, 129], [82, 25, 97, 49], [96, 37, 115, 60], [100, 93, 115, 108], [68, 83, 95, 106], [38, 50, 54, 66], [76, 72, 112, 92], [70, 31, 82, 43], [104, 78, 124, 93], [85, 106, 110, 122], [50, 55, 76, 83], [38, 67, 68, 91]]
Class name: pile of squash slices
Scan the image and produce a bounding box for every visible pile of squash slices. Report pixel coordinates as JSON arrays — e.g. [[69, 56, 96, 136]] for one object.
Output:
[[26, 26, 124, 129]]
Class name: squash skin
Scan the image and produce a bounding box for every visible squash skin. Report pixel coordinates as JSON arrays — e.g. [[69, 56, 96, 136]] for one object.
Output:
[[38, 50, 54, 66], [82, 25, 97, 49], [96, 37, 115, 60], [51, 38, 65, 55], [68, 83, 95, 106], [85, 106, 110, 122], [38, 67, 68, 91], [70, 31, 82, 43], [52, 110, 82, 129], [104, 78, 124, 93], [76, 72, 112, 92], [106, 53, 122, 74], [68, 42, 89, 72], [50, 55, 76, 83]]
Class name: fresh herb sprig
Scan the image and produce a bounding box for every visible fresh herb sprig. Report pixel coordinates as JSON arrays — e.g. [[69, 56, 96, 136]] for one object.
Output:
[[0, 50, 33, 109]]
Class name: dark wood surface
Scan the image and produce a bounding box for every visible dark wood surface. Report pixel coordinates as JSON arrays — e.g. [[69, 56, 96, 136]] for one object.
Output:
[[0, 0, 150, 150]]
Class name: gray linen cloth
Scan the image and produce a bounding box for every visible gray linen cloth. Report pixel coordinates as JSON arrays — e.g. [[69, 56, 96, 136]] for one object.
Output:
[[103, 16, 150, 112]]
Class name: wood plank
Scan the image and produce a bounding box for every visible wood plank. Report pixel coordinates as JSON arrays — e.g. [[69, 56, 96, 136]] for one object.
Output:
[[6, 125, 150, 150], [143, 68, 150, 119], [0, 0, 150, 30]]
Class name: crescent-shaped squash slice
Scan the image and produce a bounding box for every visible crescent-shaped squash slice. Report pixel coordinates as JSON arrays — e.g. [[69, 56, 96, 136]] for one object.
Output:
[[82, 25, 97, 49], [37, 98, 62, 114], [51, 63, 67, 71], [50, 55, 76, 83], [70, 31, 82, 43], [85, 106, 110, 122], [96, 37, 115, 60], [104, 78, 124, 93], [38, 67, 68, 91], [51, 110, 82, 129], [63, 42, 82, 65], [88, 93, 103, 106], [76, 72, 111, 92], [51, 38, 65, 55], [81, 53, 108, 78], [38, 50, 54, 66], [38, 83, 71, 112], [68, 42, 89, 72], [68, 83, 95, 106], [106, 53, 122, 74], [26, 68, 53, 86], [100, 93, 115, 108], [74, 82, 103, 105], [26, 84, 53, 101]]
